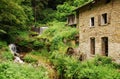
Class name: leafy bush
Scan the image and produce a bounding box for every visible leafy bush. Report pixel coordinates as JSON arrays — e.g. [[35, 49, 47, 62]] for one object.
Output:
[[0, 61, 49, 79], [16, 37, 45, 51], [94, 55, 112, 66], [23, 55, 37, 63], [56, 2, 76, 21], [38, 8, 57, 23], [0, 41, 7, 49], [40, 22, 78, 52], [33, 40, 44, 50], [49, 52, 120, 79], [1, 51, 13, 61]]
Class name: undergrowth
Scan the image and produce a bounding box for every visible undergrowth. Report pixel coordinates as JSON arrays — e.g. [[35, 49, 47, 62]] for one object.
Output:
[[49, 51, 120, 79], [39, 21, 79, 53], [0, 61, 49, 79]]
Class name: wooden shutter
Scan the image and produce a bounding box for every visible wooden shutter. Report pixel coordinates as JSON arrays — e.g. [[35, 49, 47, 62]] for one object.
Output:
[[98, 15, 101, 26], [107, 12, 111, 24]]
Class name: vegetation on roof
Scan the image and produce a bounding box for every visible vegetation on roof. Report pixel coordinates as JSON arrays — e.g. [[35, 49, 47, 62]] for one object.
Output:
[[75, 0, 93, 10]]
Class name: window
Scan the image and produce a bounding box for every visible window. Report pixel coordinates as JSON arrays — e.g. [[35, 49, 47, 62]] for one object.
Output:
[[101, 37, 108, 56], [101, 13, 107, 25], [90, 37, 95, 55], [98, 13, 111, 26], [90, 17, 94, 27], [106, 0, 111, 4]]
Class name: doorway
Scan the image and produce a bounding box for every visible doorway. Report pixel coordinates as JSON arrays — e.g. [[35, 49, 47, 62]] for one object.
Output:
[[101, 37, 108, 56]]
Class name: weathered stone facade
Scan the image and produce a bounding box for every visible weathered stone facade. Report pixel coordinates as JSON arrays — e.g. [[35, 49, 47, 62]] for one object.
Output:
[[76, 0, 120, 61]]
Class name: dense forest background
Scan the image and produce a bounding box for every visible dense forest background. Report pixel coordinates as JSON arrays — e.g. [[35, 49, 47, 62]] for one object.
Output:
[[0, 0, 91, 43]]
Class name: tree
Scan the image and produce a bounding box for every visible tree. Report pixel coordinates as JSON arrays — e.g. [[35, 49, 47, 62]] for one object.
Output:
[[31, 0, 48, 24], [55, 0, 92, 21], [21, 0, 34, 26], [0, 0, 32, 43]]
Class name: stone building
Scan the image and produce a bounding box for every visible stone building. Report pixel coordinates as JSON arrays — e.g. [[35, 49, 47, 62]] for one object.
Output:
[[75, 0, 120, 60]]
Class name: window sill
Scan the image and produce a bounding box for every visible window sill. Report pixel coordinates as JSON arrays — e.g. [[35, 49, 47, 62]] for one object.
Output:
[[100, 23, 109, 26], [90, 54, 95, 57], [90, 26, 95, 28]]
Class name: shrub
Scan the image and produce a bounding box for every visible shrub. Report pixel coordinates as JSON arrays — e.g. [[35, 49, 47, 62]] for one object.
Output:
[[0, 41, 7, 49], [49, 52, 120, 79], [0, 61, 49, 79], [18, 39, 29, 47], [40, 22, 78, 52], [33, 40, 44, 50], [1, 51, 13, 61], [94, 55, 112, 66], [23, 55, 38, 63]]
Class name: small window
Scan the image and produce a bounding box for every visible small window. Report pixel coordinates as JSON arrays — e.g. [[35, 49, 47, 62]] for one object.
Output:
[[90, 17, 94, 27], [106, 0, 111, 4], [101, 13, 107, 25]]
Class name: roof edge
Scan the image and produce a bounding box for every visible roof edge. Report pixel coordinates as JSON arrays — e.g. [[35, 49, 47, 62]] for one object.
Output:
[[73, 0, 95, 11]]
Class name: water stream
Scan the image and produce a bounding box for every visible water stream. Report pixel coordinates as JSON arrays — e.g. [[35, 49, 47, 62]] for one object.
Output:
[[9, 44, 24, 63]]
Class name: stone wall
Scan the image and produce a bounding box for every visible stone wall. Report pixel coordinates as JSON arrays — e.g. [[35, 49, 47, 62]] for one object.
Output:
[[77, 0, 120, 61]]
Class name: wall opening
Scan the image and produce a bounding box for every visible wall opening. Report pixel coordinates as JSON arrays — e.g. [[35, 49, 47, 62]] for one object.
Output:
[[101, 37, 108, 56], [90, 37, 95, 55], [106, 0, 111, 4], [90, 17, 94, 27], [101, 13, 107, 25]]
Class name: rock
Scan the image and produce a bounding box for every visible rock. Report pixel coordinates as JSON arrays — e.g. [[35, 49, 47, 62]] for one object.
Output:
[[14, 56, 24, 64]]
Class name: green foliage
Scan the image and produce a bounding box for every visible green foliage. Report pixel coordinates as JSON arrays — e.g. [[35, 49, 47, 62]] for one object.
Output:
[[49, 52, 120, 79], [55, 0, 92, 21], [0, 41, 7, 49], [37, 8, 57, 24], [94, 55, 112, 66], [16, 36, 46, 51], [0, 29, 7, 34], [0, 0, 27, 26], [73, 0, 93, 7], [33, 40, 44, 50], [56, 2, 76, 21], [23, 55, 37, 63], [0, 0, 33, 42], [1, 51, 13, 61], [18, 39, 30, 47], [0, 61, 49, 79], [40, 22, 78, 52], [22, 0, 34, 25]]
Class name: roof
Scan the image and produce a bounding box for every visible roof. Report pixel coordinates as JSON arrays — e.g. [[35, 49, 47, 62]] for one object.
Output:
[[66, 11, 76, 17], [67, 13, 75, 17], [74, 0, 95, 11]]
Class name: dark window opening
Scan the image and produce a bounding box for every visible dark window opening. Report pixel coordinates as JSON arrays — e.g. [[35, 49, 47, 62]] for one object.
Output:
[[90, 38, 95, 55], [101, 37, 108, 56], [102, 13, 107, 24], [106, 0, 111, 3], [90, 17, 94, 26]]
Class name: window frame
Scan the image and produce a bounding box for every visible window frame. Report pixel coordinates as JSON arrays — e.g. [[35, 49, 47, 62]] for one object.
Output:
[[90, 37, 95, 55], [101, 13, 108, 25]]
